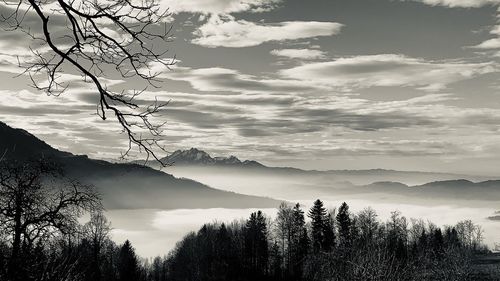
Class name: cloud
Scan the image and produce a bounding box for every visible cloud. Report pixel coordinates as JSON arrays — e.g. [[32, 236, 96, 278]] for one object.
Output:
[[472, 38, 500, 49], [158, 0, 281, 14], [470, 22, 500, 50], [414, 0, 500, 8], [280, 54, 497, 91], [160, 65, 324, 93], [192, 16, 343, 47], [270, 48, 327, 60]]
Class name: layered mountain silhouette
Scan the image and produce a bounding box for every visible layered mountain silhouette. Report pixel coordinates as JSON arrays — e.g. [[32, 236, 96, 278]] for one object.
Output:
[[324, 179, 498, 202], [159, 148, 264, 167], [0, 122, 279, 209], [3, 121, 498, 207], [151, 148, 500, 202], [153, 148, 487, 184]]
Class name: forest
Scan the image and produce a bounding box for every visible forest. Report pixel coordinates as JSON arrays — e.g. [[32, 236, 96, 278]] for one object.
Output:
[[0, 161, 496, 281]]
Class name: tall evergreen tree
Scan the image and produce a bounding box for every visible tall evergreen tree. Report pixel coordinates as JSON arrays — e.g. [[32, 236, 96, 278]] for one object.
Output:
[[322, 213, 335, 251], [291, 203, 308, 279], [117, 240, 139, 281], [308, 199, 327, 252], [336, 202, 352, 249], [269, 241, 283, 280], [214, 223, 232, 280], [244, 211, 269, 278]]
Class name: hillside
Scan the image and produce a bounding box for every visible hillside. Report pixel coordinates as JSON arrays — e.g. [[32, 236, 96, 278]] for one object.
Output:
[[0, 122, 279, 209]]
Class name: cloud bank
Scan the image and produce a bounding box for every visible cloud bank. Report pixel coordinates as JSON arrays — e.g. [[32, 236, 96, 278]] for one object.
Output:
[[192, 16, 343, 47]]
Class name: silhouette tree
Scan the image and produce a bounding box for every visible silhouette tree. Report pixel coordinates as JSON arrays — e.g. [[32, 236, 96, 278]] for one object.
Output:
[[308, 199, 327, 253], [291, 203, 309, 278], [322, 212, 335, 252], [83, 211, 111, 281], [244, 211, 268, 278], [213, 223, 232, 280], [0, 160, 100, 280], [162, 202, 492, 281], [269, 241, 283, 280], [357, 207, 378, 246], [0, 0, 174, 163], [336, 202, 352, 249], [277, 202, 308, 277], [118, 240, 139, 281]]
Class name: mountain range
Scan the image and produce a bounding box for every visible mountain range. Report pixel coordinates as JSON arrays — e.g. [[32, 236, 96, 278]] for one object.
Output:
[[353, 179, 500, 201], [154, 148, 500, 203], [158, 148, 264, 167], [0, 121, 279, 209], [151, 148, 490, 184], [2, 121, 499, 208]]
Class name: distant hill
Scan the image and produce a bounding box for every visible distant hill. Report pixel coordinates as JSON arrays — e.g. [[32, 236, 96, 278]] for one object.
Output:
[[143, 148, 482, 183], [488, 215, 500, 221], [144, 148, 492, 189], [139, 148, 499, 202], [354, 179, 500, 201], [0, 122, 279, 209]]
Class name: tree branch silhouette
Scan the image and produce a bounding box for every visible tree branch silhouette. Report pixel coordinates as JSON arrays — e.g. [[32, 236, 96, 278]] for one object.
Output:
[[1, 0, 175, 165]]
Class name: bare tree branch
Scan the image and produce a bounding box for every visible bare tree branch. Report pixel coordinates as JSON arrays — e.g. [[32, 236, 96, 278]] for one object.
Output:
[[1, 0, 175, 165]]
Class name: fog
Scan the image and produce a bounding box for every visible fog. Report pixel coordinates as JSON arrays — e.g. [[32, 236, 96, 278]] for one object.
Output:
[[98, 166, 500, 257], [107, 200, 500, 258]]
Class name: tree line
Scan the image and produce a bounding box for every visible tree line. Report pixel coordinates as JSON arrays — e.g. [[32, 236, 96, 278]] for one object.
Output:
[[0, 161, 493, 281], [161, 200, 488, 281]]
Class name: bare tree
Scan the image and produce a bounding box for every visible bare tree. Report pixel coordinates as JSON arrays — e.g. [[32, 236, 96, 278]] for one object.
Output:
[[356, 207, 378, 245], [83, 211, 111, 280], [1, 0, 175, 164], [0, 160, 100, 279]]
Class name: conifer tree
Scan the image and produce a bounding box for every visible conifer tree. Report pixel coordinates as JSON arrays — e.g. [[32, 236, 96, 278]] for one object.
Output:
[[308, 199, 327, 252], [244, 211, 269, 278], [118, 240, 139, 281], [322, 213, 335, 251], [336, 202, 352, 249]]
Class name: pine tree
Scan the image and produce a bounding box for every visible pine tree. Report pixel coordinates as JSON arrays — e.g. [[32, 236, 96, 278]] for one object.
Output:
[[308, 199, 327, 252], [269, 241, 283, 280], [117, 240, 139, 281], [290, 203, 308, 279], [336, 202, 352, 249], [214, 223, 232, 280], [244, 211, 269, 278], [322, 213, 335, 251]]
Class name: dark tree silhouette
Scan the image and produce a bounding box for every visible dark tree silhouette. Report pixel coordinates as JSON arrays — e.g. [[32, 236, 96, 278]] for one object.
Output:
[[0, 196, 495, 281], [0, 160, 100, 280], [336, 202, 352, 249], [0, 0, 174, 163], [164, 203, 494, 281], [83, 211, 111, 281], [118, 240, 140, 281], [244, 211, 268, 278], [322, 212, 335, 251], [308, 199, 327, 252]]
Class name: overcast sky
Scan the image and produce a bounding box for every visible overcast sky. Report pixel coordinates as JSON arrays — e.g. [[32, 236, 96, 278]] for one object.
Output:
[[1, 0, 500, 175]]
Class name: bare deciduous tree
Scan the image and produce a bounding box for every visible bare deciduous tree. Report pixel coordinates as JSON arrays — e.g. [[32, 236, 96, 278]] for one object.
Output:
[[1, 0, 174, 164], [0, 160, 100, 279], [83, 211, 111, 280]]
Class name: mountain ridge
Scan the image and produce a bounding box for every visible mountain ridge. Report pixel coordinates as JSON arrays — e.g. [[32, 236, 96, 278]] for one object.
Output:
[[147, 147, 482, 179], [159, 148, 264, 167], [0, 121, 279, 209]]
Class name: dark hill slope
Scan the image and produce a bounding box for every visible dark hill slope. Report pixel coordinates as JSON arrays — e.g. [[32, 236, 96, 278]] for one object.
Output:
[[0, 122, 279, 209]]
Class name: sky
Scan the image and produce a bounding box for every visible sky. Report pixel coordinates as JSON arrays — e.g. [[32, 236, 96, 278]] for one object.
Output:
[[1, 0, 500, 175]]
